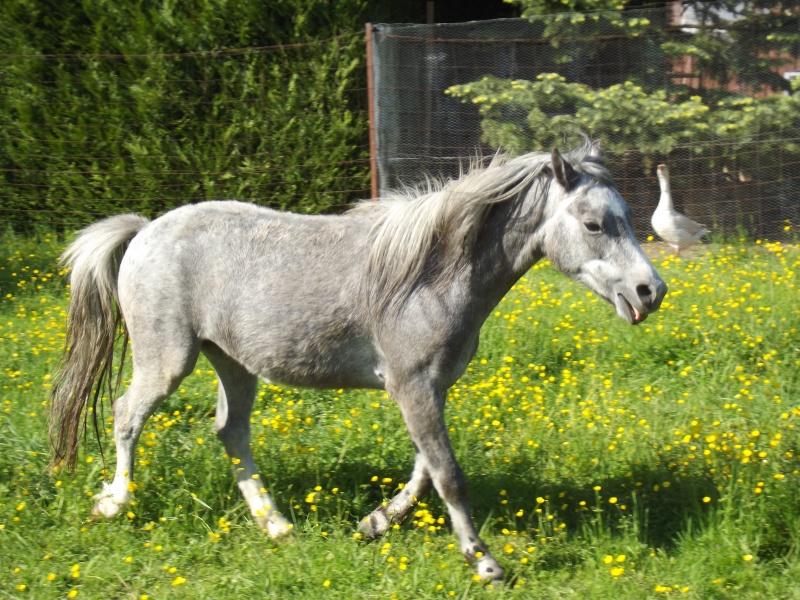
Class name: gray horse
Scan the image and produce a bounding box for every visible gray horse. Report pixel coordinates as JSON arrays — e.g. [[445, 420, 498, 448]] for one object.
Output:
[[50, 139, 666, 581]]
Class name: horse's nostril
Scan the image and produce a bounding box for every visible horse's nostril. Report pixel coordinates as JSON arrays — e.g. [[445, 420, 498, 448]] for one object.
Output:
[[636, 284, 653, 302]]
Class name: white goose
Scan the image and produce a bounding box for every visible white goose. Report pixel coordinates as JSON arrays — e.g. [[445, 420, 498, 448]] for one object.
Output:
[[652, 164, 709, 256]]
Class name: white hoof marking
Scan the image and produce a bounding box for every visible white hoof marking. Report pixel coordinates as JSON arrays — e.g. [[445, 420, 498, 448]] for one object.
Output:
[[91, 483, 128, 518]]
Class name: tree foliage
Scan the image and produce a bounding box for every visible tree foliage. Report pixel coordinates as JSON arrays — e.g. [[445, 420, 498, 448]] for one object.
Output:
[[510, 0, 800, 96], [511, 0, 626, 15], [448, 73, 800, 163], [448, 2, 800, 180]]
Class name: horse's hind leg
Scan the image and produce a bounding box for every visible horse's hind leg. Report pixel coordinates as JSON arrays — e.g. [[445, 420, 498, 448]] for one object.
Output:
[[359, 452, 432, 538], [202, 343, 292, 538], [93, 344, 198, 518]]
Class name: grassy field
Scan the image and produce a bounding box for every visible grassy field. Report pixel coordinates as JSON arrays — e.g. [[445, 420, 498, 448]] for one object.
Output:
[[1, 232, 799, 599]]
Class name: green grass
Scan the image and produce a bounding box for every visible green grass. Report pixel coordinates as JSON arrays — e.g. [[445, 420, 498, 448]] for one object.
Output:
[[1, 234, 799, 599]]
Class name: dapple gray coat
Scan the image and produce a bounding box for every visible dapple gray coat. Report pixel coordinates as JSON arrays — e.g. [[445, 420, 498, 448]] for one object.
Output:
[[50, 141, 666, 581]]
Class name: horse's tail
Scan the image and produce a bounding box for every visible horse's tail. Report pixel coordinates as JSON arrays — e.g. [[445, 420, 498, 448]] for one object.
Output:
[[49, 214, 150, 471]]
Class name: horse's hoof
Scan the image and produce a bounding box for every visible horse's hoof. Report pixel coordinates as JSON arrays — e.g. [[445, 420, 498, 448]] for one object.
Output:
[[267, 521, 293, 539], [90, 482, 129, 519], [256, 514, 294, 540], [358, 508, 389, 540], [475, 556, 504, 582], [92, 495, 123, 519]]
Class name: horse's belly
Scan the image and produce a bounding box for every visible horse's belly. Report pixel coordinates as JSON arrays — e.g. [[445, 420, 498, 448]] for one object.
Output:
[[256, 355, 386, 390], [220, 332, 386, 391]]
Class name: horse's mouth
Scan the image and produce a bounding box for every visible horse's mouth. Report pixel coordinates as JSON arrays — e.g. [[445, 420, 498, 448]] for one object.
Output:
[[616, 293, 646, 325]]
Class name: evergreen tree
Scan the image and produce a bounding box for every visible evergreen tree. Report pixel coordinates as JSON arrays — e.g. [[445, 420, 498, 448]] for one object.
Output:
[[0, 0, 375, 228]]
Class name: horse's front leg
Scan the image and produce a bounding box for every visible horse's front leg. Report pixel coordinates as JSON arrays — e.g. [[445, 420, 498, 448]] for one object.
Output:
[[367, 382, 504, 582]]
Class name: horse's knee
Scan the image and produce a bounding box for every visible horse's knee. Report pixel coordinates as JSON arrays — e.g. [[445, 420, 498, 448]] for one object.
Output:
[[113, 368, 186, 425]]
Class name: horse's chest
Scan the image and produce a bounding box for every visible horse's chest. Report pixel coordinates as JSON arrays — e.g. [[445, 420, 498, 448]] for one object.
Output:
[[443, 332, 481, 386], [378, 322, 481, 391]]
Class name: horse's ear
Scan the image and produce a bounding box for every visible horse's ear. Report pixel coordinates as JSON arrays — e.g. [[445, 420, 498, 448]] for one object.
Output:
[[551, 148, 580, 192]]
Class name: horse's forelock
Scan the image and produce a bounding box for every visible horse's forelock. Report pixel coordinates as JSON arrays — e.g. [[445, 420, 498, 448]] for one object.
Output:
[[564, 138, 612, 184]]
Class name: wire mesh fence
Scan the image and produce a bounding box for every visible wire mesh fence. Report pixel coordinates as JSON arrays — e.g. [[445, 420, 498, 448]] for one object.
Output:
[[369, 6, 800, 241], [2, 5, 799, 241]]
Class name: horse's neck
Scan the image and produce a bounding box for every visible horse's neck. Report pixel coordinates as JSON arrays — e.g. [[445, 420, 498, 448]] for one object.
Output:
[[460, 199, 546, 317]]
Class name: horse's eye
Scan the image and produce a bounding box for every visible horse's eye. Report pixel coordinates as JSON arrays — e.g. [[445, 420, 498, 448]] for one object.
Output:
[[584, 221, 602, 234]]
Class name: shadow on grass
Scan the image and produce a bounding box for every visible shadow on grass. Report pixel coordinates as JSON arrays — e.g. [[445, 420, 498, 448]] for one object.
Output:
[[207, 452, 722, 552], [467, 460, 720, 547], [48, 412, 797, 573], [250, 455, 729, 560]]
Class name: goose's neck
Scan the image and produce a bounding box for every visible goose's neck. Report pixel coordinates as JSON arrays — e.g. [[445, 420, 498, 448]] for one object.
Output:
[[657, 175, 673, 210]]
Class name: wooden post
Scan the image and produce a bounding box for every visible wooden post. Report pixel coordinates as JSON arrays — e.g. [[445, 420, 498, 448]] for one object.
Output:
[[365, 23, 379, 199]]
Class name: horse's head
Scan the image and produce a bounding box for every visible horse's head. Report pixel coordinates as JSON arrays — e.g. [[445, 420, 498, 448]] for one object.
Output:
[[539, 146, 667, 324]]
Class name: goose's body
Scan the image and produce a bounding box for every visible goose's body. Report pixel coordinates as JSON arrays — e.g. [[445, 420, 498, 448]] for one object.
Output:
[[651, 164, 709, 256]]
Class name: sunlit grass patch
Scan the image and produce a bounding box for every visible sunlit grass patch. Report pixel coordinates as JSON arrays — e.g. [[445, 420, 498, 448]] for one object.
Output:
[[1, 237, 799, 597]]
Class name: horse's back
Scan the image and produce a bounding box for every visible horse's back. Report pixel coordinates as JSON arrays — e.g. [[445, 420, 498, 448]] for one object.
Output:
[[120, 200, 366, 298], [117, 201, 381, 387]]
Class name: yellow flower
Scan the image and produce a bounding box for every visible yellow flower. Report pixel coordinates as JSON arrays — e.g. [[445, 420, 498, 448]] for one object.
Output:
[[610, 566, 625, 577], [323, 580, 331, 587], [171, 576, 187, 586]]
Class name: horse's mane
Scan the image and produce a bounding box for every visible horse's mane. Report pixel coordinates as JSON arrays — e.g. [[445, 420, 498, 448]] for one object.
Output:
[[355, 138, 610, 314]]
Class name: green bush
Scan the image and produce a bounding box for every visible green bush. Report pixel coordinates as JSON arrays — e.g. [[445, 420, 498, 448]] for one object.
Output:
[[0, 0, 372, 229]]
